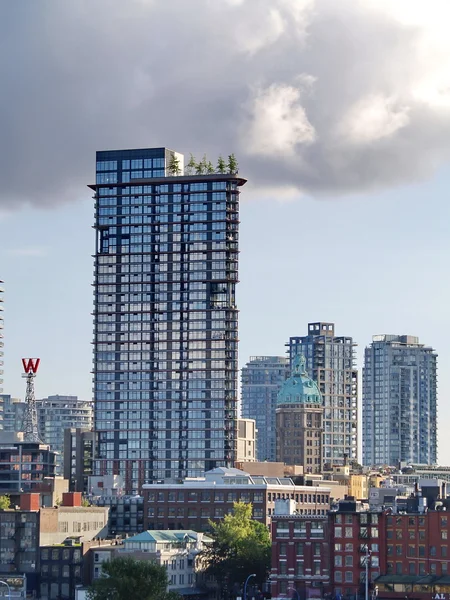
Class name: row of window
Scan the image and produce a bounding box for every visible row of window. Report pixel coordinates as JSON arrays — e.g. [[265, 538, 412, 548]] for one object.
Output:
[[147, 506, 265, 519], [98, 182, 232, 194]]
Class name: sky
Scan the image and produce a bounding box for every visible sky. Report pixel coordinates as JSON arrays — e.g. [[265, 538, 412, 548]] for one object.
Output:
[[1, 0, 450, 461]]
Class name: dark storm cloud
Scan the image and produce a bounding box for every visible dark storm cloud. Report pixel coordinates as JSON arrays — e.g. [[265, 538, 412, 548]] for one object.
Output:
[[1, 0, 450, 207]]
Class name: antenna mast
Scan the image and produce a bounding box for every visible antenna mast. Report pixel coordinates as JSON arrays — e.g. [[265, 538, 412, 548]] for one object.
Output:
[[21, 358, 41, 443]]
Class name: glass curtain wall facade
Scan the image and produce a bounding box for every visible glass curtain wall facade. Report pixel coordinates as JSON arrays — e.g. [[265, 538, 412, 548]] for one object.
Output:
[[0, 280, 3, 397], [362, 335, 437, 467], [90, 147, 246, 493], [288, 322, 358, 469], [241, 356, 289, 462]]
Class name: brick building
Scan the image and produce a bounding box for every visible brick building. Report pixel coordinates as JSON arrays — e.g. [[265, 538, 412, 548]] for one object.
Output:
[[329, 499, 384, 600], [142, 467, 331, 531], [271, 502, 330, 600]]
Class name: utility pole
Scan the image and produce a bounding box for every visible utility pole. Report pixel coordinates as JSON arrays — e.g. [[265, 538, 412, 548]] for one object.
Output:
[[365, 545, 371, 600]]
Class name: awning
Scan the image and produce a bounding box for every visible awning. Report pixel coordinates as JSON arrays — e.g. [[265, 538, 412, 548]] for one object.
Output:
[[176, 588, 209, 596]]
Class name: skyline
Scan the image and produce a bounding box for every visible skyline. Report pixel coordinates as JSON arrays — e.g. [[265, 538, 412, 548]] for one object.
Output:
[[1, 0, 449, 463]]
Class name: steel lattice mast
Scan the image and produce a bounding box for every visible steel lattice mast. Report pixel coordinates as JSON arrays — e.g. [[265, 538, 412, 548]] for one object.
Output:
[[22, 358, 42, 443]]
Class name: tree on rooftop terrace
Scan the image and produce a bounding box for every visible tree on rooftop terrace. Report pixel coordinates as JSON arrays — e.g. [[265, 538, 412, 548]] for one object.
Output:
[[185, 153, 197, 175], [217, 155, 227, 174], [227, 153, 238, 174], [87, 556, 180, 600], [201, 502, 271, 595], [167, 153, 181, 176]]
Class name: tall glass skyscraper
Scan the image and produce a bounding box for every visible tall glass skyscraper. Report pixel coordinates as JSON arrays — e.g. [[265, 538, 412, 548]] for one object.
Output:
[[90, 148, 245, 492], [241, 356, 289, 462], [362, 334, 437, 467], [288, 322, 358, 469]]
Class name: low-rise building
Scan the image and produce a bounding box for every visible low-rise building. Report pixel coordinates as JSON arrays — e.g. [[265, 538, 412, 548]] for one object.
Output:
[[142, 467, 331, 531], [271, 500, 331, 600], [95, 494, 144, 535], [0, 492, 109, 598], [121, 530, 210, 596]]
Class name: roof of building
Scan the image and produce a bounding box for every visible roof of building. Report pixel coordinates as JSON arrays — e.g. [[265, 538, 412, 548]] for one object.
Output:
[[277, 355, 322, 405], [124, 530, 208, 544]]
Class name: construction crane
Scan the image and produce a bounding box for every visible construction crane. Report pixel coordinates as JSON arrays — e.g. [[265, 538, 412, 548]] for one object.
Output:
[[21, 358, 42, 443]]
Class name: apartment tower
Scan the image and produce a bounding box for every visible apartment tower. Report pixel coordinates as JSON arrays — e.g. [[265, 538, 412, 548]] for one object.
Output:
[[90, 148, 245, 492], [241, 356, 289, 461], [362, 334, 437, 467], [288, 322, 358, 469]]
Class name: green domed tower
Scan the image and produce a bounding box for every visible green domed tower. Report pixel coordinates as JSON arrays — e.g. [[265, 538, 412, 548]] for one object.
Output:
[[276, 355, 324, 473]]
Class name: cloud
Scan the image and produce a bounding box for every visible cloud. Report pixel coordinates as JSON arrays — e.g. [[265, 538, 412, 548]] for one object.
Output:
[[1, 0, 450, 207]]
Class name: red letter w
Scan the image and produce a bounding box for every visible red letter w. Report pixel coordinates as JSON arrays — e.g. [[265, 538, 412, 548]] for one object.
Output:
[[22, 358, 40, 374]]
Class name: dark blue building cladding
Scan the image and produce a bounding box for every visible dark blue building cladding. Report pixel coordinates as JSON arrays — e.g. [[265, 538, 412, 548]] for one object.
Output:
[[90, 148, 246, 493]]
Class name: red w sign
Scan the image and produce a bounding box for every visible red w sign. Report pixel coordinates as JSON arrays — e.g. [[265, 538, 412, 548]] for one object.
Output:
[[22, 358, 40, 374]]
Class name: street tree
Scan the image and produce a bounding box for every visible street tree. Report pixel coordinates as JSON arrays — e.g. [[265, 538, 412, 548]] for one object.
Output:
[[87, 556, 180, 600], [0, 496, 10, 510], [201, 502, 271, 594]]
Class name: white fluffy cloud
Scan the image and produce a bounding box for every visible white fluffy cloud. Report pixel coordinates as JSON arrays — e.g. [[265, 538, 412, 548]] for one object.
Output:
[[1, 0, 450, 206]]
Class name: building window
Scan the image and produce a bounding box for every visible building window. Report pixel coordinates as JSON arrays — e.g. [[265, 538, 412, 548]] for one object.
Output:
[[345, 572, 353, 583], [335, 527, 342, 538], [297, 562, 304, 576], [62, 565, 70, 578], [279, 543, 287, 556], [296, 542, 304, 556], [345, 556, 353, 567], [335, 571, 342, 583], [442, 531, 448, 540], [279, 561, 287, 575], [409, 563, 416, 575], [335, 556, 342, 567]]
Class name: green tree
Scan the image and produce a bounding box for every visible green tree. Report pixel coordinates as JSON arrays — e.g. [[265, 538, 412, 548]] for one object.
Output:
[[201, 502, 271, 594], [167, 153, 181, 176], [185, 153, 197, 175], [216, 156, 227, 174], [206, 160, 215, 174], [87, 557, 180, 600], [196, 154, 209, 175], [0, 496, 10, 510], [227, 153, 238, 174]]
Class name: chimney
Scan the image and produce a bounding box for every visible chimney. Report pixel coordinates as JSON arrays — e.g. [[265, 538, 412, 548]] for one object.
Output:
[[20, 493, 40, 511], [62, 492, 82, 507]]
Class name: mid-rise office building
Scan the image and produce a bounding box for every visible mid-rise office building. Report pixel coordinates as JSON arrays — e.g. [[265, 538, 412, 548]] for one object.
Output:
[[0, 394, 26, 433], [276, 355, 323, 474], [63, 428, 95, 493], [241, 356, 289, 461], [362, 334, 437, 467], [37, 395, 93, 475], [288, 322, 358, 469], [91, 147, 245, 492]]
